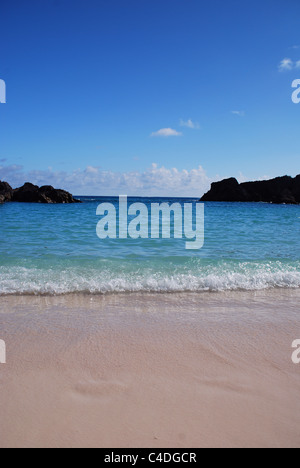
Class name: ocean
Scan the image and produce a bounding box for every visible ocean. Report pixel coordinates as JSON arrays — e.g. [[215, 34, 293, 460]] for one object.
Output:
[[0, 197, 300, 295]]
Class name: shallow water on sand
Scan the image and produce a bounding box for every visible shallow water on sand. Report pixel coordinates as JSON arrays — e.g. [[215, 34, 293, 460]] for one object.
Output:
[[0, 198, 300, 294]]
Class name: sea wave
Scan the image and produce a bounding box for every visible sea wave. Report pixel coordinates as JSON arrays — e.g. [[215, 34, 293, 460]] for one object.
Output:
[[0, 262, 300, 295]]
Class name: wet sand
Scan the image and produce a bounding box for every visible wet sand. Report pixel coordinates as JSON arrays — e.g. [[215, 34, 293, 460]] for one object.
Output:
[[0, 290, 300, 448]]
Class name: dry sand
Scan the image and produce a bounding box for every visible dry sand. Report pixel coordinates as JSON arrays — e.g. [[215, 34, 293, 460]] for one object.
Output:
[[0, 290, 300, 448]]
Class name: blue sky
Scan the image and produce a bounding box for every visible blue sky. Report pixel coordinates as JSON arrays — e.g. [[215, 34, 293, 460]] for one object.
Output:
[[0, 0, 300, 195]]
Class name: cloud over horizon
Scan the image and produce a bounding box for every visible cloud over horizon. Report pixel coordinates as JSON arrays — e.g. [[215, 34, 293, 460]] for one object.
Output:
[[0, 163, 213, 197], [179, 119, 201, 129], [231, 110, 245, 117], [151, 128, 182, 137], [278, 58, 300, 71]]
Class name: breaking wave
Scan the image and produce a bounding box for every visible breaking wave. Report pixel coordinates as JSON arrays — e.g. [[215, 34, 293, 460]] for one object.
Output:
[[1, 261, 300, 295]]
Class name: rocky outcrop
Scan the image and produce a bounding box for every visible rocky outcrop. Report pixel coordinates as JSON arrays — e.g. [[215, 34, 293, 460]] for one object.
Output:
[[0, 181, 81, 204], [201, 175, 300, 204], [12, 183, 81, 204], [0, 181, 13, 203]]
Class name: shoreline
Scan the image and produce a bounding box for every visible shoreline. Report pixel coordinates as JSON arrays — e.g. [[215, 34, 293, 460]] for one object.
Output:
[[0, 289, 300, 448], [0, 283, 299, 296]]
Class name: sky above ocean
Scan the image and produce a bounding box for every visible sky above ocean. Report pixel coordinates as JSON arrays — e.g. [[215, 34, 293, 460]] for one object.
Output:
[[0, 0, 300, 196]]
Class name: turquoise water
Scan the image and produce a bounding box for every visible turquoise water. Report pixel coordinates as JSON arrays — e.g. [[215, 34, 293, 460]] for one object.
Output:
[[0, 197, 300, 295]]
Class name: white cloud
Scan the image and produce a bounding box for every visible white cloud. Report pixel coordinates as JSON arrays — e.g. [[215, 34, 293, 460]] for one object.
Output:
[[179, 119, 200, 129], [296, 61, 300, 69], [278, 58, 297, 71], [0, 163, 213, 197], [86, 165, 99, 174], [151, 128, 182, 137], [231, 110, 245, 117]]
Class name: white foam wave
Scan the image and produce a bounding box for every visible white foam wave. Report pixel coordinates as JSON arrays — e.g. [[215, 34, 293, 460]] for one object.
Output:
[[0, 265, 300, 295]]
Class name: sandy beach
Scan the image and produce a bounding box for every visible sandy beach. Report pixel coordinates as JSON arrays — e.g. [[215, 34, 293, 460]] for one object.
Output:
[[0, 289, 299, 448]]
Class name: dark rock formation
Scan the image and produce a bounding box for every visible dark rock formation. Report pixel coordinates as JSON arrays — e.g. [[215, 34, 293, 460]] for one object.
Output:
[[0, 181, 81, 204], [0, 181, 13, 203], [39, 185, 81, 204], [12, 183, 81, 204], [201, 175, 300, 204]]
